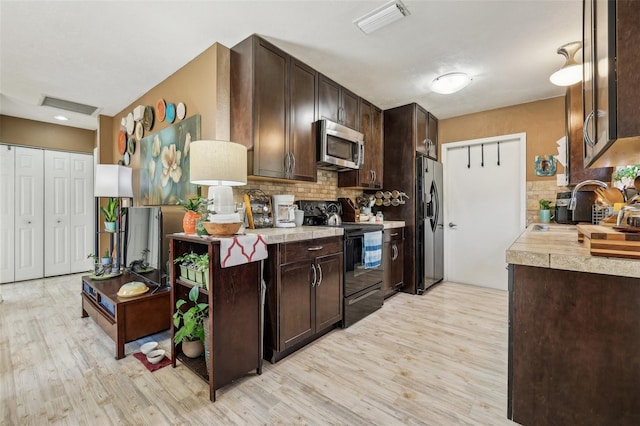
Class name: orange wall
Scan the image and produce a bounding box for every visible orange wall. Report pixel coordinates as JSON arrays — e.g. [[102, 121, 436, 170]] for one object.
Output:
[[0, 115, 96, 153], [103, 43, 230, 202], [439, 97, 566, 182]]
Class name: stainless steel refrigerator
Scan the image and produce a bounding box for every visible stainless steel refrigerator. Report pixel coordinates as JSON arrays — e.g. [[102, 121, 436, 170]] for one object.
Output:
[[416, 155, 444, 294]]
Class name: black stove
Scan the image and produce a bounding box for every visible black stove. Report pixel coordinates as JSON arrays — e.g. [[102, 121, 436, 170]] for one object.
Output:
[[298, 200, 384, 327], [297, 200, 383, 232]]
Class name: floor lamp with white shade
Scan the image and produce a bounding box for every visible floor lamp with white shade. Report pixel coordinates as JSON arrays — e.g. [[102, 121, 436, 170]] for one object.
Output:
[[94, 164, 134, 273]]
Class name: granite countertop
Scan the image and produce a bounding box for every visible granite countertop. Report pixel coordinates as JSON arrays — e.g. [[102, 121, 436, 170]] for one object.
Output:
[[506, 223, 640, 278], [245, 221, 405, 245]]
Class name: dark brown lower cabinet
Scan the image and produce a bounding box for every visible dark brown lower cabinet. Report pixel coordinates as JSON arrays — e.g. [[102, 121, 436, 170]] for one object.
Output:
[[264, 236, 343, 363], [382, 227, 404, 298], [508, 264, 640, 425]]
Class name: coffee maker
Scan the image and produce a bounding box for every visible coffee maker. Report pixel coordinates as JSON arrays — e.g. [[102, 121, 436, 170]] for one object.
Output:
[[555, 192, 573, 224], [272, 194, 296, 228]]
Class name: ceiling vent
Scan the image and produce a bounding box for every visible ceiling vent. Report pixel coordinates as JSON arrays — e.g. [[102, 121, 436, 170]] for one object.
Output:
[[354, 0, 410, 34], [40, 96, 98, 116]]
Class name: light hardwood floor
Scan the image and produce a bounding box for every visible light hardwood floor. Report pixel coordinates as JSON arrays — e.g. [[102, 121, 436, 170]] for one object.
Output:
[[1, 274, 517, 425]]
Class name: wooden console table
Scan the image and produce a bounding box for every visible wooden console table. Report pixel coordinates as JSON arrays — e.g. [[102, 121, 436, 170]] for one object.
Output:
[[81, 272, 171, 359]]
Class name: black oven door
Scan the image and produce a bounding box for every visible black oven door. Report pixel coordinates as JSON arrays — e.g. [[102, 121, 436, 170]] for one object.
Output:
[[343, 234, 383, 297]]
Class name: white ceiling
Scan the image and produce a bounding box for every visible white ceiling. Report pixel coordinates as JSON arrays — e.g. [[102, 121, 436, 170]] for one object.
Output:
[[0, 0, 582, 131]]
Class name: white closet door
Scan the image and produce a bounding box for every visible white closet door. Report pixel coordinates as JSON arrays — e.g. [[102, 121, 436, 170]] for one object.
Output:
[[0, 145, 15, 283], [15, 147, 44, 281], [44, 150, 71, 276], [69, 153, 94, 273]]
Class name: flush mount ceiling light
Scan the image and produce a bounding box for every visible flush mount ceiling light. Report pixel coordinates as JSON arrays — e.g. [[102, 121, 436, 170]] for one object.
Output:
[[431, 72, 472, 94], [353, 0, 410, 34], [53, 115, 69, 121], [549, 41, 582, 86]]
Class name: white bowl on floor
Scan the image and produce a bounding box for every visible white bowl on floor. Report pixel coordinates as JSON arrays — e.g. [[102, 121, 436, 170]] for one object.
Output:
[[146, 349, 166, 364], [140, 341, 158, 355]]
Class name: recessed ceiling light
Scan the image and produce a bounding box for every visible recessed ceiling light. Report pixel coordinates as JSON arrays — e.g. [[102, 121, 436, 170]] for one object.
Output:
[[431, 72, 472, 94], [353, 0, 410, 34], [54, 115, 69, 121]]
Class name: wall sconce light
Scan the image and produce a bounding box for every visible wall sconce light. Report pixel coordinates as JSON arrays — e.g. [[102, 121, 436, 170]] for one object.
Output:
[[189, 140, 247, 218], [431, 72, 472, 95], [549, 41, 582, 86], [353, 0, 410, 34]]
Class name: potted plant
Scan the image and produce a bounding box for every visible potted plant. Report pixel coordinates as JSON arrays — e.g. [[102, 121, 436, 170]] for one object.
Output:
[[173, 285, 209, 358], [174, 252, 195, 282], [100, 197, 119, 232], [177, 196, 210, 234], [539, 199, 553, 223], [193, 253, 210, 289]]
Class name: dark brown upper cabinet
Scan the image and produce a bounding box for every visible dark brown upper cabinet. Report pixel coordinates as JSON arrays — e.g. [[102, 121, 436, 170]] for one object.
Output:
[[415, 106, 439, 160], [231, 35, 317, 182], [338, 98, 383, 189], [318, 74, 360, 130], [582, 0, 640, 167], [566, 83, 613, 184]]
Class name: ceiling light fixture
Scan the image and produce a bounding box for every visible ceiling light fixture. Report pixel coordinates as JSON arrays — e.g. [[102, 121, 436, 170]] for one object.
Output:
[[549, 41, 582, 86], [54, 115, 69, 121], [431, 72, 472, 95], [353, 0, 410, 34]]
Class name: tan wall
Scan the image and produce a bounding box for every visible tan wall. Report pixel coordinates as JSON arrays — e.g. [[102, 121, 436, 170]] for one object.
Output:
[[0, 115, 95, 153], [439, 97, 566, 182]]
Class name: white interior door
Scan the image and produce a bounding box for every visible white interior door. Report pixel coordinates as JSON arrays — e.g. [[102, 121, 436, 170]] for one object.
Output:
[[69, 153, 94, 273], [45, 150, 71, 276], [0, 146, 15, 283], [443, 133, 526, 290], [15, 147, 44, 281]]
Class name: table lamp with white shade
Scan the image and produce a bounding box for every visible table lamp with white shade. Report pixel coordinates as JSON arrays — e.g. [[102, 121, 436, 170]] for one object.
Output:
[[189, 140, 247, 223], [94, 164, 134, 273]]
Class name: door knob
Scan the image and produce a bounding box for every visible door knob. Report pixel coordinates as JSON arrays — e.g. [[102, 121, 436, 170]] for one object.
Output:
[[448, 222, 457, 228]]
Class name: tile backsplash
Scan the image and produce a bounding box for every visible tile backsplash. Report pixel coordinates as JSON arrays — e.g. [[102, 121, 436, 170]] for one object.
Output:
[[527, 180, 571, 225]]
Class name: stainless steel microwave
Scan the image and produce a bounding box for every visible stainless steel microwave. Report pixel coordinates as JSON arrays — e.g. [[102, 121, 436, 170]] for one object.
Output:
[[315, 119, 364, 171]]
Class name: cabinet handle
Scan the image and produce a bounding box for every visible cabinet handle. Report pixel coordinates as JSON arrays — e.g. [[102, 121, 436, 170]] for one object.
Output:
[[307, 246, 324, 251], [290, 152, 296, 174], [390, 233, 399, 237], [392, 244, 398, 261], [311, 264, 317, 287], [583, 110, 596, 148], [316, 264, 323, 287], [284, 153, 290, 177]]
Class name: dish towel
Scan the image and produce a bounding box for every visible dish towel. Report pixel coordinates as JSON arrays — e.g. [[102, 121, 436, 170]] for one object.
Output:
[[363, 231, 382, 269], [219, 234, 268, 268]]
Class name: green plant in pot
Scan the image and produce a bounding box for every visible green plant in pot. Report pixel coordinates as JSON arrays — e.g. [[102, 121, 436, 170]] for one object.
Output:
[[174, 252, 198, 282], [100, 197, 119, 232], [173, 285, 209, 358], [177, 196, 211, 234], [539, 199, 553, 223], [192, 253, 210, 289]]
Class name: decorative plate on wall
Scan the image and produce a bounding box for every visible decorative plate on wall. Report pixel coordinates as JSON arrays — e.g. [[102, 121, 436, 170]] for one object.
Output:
[[176, 102, 186, 120], [127, 136, 136, 155], [117, 130, 127, 155], [123, 151, 131, 166], [126, 112, 135, 135], [142, 106, 154, 131], [120, 117, 127, 128], [134, 121, 144, 142], [165, 102, 176, 123], [156, 99, 166, 122]]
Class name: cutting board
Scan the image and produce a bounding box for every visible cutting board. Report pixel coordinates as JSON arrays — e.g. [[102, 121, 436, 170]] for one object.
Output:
[[577, 224, 640, 259]]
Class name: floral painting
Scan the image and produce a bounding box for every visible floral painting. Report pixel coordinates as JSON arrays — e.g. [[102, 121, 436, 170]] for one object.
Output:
[[140, 114, 200, 205]]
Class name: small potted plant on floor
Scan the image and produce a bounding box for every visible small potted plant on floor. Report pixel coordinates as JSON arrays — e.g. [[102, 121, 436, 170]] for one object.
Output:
[[539, 199, 553, 223], [101, 197, 119, 232], [177, 196, 210, 234], [173, 285, 209, 358]]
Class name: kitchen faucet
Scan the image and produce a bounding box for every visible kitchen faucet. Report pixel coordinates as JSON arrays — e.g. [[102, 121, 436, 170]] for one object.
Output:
[[568, 179, 608, 216]]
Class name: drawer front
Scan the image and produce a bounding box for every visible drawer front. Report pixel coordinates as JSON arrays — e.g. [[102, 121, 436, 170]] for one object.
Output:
[[281, 236, 342, 265], [384, 227, 404, 243]]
